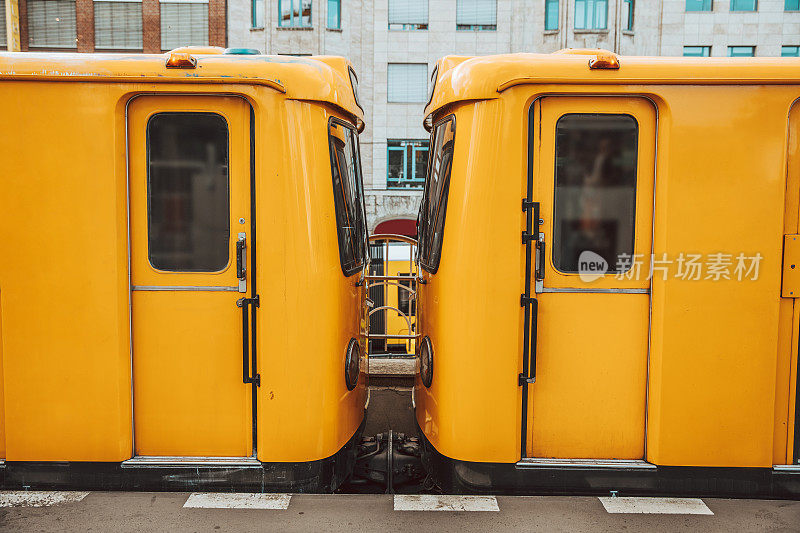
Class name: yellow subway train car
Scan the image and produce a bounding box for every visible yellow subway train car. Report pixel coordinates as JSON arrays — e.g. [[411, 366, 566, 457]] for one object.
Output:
[[0, 48, 368, 492], [414, 50, 800, 497]]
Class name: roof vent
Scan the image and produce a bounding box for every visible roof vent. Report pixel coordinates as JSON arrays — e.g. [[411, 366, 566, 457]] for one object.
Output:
[[224, 48, 261, 55]]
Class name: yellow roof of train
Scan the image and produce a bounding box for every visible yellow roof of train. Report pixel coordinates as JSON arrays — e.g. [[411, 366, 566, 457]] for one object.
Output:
[[426, 50, 800, 123], [0, 49, 364, 128]]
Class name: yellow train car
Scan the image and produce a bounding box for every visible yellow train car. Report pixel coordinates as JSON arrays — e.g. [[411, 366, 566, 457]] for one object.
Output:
[[414, 50, 800, 497], [0, 48, 368, 492]]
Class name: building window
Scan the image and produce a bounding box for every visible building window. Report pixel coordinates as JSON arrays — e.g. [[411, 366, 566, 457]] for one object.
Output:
[[729, 45, 755, 56], [27, 0, 77, 48], [387, 140, 428, 189], [161, 0, 208, 50], [730, 0, 756, 10], [456, 0, 496, 31], [574, 0, 607, 30], [544, 0, 558, 31], [94, 0, 142, 50], [684, 45, 711, 56], [686, 0, 712, 10], [279, 0, 311, 27], [388, 63, 428, 103], [623, 0, 634, 30], [786, 0, 799, 9], [327, 0, 340, 29], [252, 0, 265, 28], [782, 45, 800, 56], [389, 0, 428, 30]]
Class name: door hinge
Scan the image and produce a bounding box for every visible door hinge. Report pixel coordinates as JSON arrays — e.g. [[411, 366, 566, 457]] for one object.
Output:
[[782, 235, 800, 297], [520, 294, 535, 307], [522, 231, 536, 244], [518, 373, 535, 386], [522, 199, 536, 211]]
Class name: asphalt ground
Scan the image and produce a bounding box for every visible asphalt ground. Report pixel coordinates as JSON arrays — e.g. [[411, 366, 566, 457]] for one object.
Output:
[[1, 491, 799, 532]]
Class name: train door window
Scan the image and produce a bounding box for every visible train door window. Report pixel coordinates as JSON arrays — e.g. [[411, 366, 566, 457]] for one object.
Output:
[[551, 113, 638, 273], [147, 112, 229, 272], [329, 119, 367, 275], [419, 116, 456, 273]]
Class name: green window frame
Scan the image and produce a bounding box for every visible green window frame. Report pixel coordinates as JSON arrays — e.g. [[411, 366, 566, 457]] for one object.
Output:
[[786, 0, 799, 10], [387, 140, 429, 189], [574, 0, 607, 30], [327, 0, 340, 29], [782, 45, 800, 57], [623, 0, 634, 30], [544, 0, 558, 31], [278, 0, 311, 28], [252, 0, 264, 28], [729, 45, 755, 57], [686, 0, 712, 10], [684, 45, 711, 56], [730, 0, 756, 10]]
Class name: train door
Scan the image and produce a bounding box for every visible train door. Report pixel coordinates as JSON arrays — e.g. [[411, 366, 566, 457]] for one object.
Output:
[[128, 95, 255, 459], [523, 96, 656, 461]]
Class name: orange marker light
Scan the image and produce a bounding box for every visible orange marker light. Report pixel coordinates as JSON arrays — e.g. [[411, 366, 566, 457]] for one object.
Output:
[[165, 52, 197, 69], [589, 52, 620, 70]]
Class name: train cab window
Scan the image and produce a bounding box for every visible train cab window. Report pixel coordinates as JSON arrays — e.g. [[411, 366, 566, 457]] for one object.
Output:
[[552, 113, 638, 273], [329, 119, 367, 276], [419, 116, 456, 273], [147, 112, 230, 272]]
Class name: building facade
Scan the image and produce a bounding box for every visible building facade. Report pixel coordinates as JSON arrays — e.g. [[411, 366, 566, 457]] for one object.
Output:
[[1, 0, 226, 52]]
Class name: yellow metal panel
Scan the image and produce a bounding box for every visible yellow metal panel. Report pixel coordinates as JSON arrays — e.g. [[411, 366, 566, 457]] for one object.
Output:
[[647, 86, 788, 467], [528, 293, 649, 459], [415, 100, 525, 463], [132, 292, 251, 456], [0, 82, 132, 461], [254, 101, 367, 462], [781, 235, 800, 297], [0, 289, 5, 459]]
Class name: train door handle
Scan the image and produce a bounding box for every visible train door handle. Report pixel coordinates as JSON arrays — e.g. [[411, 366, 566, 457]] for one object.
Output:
[[237, 296, 261, 387], [236, 233, 247, 280], [236, 233, 247, 293], [535, 235, 545, 282]]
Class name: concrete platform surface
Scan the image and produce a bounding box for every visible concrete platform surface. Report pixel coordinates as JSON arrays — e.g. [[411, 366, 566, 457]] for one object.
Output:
[[1, 491, 798, 532]]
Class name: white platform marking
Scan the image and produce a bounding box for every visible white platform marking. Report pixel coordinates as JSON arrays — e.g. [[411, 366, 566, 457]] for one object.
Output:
[[0, 491, 89, 508], [599, 497, 713, 515], [183, 493, 291, 510], [394, 495, 499, 512]]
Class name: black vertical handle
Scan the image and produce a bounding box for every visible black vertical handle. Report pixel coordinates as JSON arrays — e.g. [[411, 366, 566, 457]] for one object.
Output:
[[237, 296, 260, 386], [236, 237, 246, 280]]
